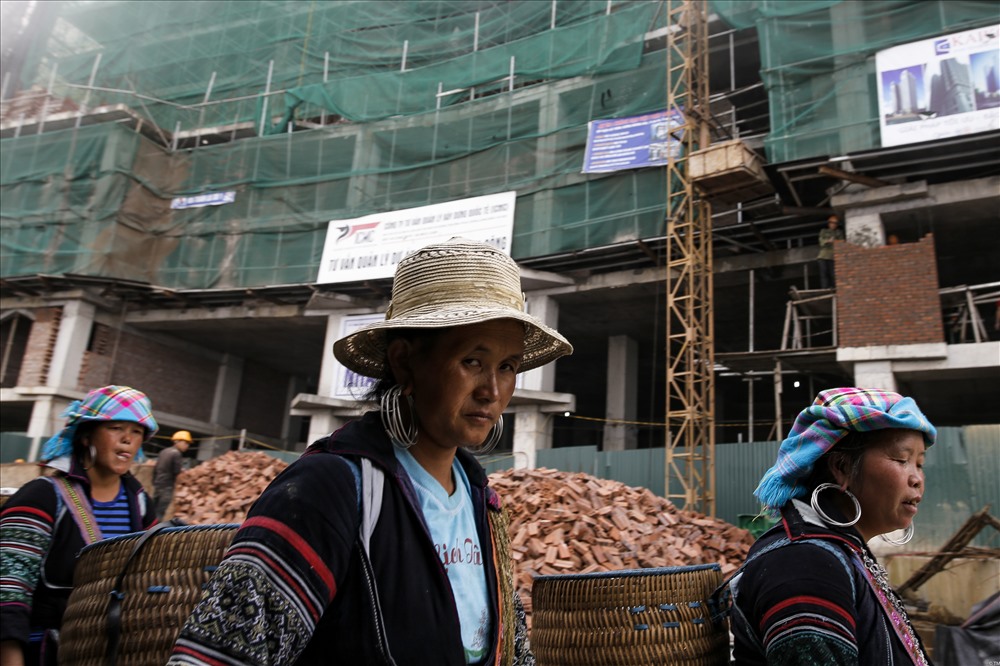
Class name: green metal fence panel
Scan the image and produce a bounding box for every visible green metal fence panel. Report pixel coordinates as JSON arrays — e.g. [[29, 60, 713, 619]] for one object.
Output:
[[714, 440, 782, 527], [964, 425, 1000, 523], [537, 445, 599, 475], [919, 425, 1000, 549], [603, 447, 665, 496]]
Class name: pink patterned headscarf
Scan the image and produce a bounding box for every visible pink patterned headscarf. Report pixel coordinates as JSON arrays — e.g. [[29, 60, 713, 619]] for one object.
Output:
[[754, 387, 935, 511], [41, 385, 158, 462]]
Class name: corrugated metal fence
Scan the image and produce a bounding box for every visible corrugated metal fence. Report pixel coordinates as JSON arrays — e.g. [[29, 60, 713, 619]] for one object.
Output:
[[483, 424, 1000, 551]]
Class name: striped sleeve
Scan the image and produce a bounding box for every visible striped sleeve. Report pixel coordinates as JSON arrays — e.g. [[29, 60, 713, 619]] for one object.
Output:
[[741, 543, 860, 666], [168, 454, 359, 666], [0, 478, 58, 644]]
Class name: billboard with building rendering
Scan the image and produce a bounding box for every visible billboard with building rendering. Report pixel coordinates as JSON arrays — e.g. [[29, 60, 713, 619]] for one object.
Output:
[[877, 24, 1000, 147]]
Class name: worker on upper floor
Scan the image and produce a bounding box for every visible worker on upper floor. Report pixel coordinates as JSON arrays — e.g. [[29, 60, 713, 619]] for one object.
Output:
[[817, 213, 845, 289]]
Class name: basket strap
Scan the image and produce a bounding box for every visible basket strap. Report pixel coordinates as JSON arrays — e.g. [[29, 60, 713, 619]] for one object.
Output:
[[359, 458, 384, 553], [335, 455, 395, 664], [357, 458, 396, 665], [104, 521, 171, 666], [49, 476, 103, 545]]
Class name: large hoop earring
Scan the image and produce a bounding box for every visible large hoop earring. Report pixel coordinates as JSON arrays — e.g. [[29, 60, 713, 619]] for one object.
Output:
[[81, 444, 98, 471], [381, 385, 418, 449], [468, 415, 503, 455], [880, 524, 914, 546], [810, 482, 861, 527]]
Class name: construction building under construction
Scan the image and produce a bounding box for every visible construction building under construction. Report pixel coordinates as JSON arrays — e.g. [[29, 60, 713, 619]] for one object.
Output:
[[2, 1, 998, 505]]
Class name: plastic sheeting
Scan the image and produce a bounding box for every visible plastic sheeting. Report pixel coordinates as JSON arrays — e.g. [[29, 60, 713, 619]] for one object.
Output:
[[933, 592, 1000, 664]]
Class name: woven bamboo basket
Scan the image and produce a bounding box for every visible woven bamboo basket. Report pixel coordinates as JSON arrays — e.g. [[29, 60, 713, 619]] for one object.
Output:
[[532, 564, 729, 666], [60, 523, 239, 666]]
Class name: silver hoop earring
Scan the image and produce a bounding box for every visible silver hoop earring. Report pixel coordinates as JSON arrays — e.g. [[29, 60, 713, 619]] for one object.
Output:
[[468, 415, 503, 455], [880, 524, 914, 546], [810, 482, 861, 527], [89, 445, 97, 464], [381, 385, 418, 449]]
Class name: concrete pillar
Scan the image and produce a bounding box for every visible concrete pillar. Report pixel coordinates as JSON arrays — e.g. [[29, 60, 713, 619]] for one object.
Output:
[[852, 361, 897, 392], [318, 313, 349, 397], [306, 412, 348, 447], [47, 300, 95, 390], [603, 335, 637, 451], [25, 395, 72, 462], [211, 353, 244, 428], [281, 375, 300, 443], [843, 210, 885, 248], [513, 407, 549, 470], [521, 294, 561, 392]]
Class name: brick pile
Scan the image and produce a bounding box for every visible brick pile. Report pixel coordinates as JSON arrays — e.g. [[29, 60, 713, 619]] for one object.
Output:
[[171, 451, 288, 524], [171, 455, 753, 626], [489, 467, 753, 621]]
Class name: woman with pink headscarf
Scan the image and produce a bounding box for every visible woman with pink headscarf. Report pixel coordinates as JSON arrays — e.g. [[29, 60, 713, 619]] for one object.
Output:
[[0, 385, 158, 666], [718, 387, 936, 665]]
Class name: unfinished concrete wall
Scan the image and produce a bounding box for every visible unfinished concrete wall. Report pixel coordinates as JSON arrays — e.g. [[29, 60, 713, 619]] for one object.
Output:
[[836, 234, 945, 348]]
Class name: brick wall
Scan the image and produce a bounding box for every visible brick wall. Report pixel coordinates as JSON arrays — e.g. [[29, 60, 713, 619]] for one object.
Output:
[[79, 324, 218, 422], [16, 307, 62, 386], [12, 308, 293, 444], [835, 234, 945, 348]]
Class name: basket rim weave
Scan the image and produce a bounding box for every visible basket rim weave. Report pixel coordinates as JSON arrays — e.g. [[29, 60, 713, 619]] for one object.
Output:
[[532, 562, 721, 582], [76, 522, 242, 556]]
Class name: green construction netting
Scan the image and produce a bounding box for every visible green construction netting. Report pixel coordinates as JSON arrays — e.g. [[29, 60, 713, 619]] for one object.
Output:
[[710, 0, 999, 162], [2, 11, 681, 289], [25, 1, 664, 131], [5, 1, 997, 290]]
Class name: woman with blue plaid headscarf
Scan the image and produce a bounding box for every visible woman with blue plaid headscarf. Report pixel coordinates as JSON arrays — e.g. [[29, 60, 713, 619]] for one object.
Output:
[[1, 385, 159, 666], [718, 387, 936, 666]]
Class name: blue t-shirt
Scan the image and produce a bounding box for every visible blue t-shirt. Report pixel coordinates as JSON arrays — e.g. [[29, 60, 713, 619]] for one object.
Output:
[[92, 484, 132, 537], [394, 448, 491, 663]]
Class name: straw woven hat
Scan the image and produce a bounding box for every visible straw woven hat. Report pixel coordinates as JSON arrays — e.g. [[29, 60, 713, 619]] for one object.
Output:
[[333, 237, 573, 378]]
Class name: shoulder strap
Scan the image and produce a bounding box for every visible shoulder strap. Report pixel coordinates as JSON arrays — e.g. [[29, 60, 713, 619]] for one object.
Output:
[[711, 533, 859, 624], [359, 458, 384, 553], [48, 476, 103, 545], [710, 534, 794, 623], [340, 455, 395, 666]]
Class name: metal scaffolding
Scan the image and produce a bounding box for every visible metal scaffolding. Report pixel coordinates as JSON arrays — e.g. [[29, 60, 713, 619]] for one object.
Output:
[[664, 0, 715, 515]]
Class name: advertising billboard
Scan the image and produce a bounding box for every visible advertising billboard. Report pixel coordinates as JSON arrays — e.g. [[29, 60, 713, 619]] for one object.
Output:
[[316, 191, 516, 284], [582, 109, 683, 173], [877, 24, 1000, 147]]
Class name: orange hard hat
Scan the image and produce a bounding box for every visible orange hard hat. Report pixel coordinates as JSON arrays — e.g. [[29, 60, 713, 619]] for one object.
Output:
[[172, 430, 193, 443]]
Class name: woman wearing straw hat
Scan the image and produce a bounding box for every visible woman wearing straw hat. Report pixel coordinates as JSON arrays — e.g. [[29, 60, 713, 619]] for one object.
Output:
[[0, 385, 158, 666], [170, 238, 572, 666], [719, 387, 935, 665]]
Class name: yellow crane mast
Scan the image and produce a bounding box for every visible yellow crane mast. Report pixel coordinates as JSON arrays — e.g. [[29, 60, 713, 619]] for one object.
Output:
[[664, 0, 716, 516]]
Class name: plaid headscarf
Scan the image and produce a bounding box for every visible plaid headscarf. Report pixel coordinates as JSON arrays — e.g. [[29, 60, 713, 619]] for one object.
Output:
[[41, 385, 159, 462], [754, 387, 935, 511]]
